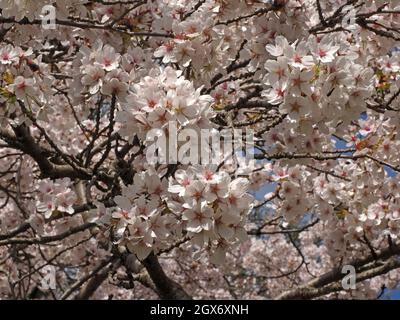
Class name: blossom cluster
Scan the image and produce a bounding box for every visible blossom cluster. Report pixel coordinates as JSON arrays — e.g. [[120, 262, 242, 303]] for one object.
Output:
[[36, 178, 77, 219], [116, 66, 214, 142], [263, 34, 374, 129], [0, 0, 87, 21], [91, 166, 253, 263], [1, 0, 400, 300]]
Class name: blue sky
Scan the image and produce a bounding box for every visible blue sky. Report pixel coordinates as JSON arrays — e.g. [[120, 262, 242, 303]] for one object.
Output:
[[380, 288, 400, 300]]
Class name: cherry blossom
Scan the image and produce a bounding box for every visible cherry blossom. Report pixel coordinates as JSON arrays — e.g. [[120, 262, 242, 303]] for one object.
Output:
[[0, 0, 400, 301]]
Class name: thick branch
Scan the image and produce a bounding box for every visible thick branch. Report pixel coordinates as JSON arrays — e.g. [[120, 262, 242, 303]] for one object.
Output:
[[141, 254, 192, 300], [276, 243, 400, 299]]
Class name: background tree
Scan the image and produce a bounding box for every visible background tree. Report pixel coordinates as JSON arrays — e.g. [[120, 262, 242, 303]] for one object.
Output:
[[0, 0, 400, 300]]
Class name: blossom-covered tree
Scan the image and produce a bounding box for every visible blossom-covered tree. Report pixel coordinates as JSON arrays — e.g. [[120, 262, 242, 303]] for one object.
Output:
[[0, 0, 400, 300]]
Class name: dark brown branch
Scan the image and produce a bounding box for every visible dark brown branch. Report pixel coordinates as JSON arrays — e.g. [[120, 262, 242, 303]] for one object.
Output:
[[0, 223, 96, 246], [276, 243, 400, 299], [141, 254, 192, 300]]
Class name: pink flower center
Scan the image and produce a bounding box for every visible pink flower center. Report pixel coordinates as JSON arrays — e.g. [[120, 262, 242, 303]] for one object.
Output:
[[228, 195, 237, 205], [165, 42, 174, 52], [276, 88, 285, 97], [103, 58, 112, 67], [194, 191, 202, 200], [293, 53, 302, 63], [275, 68, 285, 79], [383, 143, 390, 152], [188, 26, 197, 34], [292, 77, 302, 87], [122, 210, 129, 219], [318, 48, 327, 58], [154, 186, 162, 195], [17, 81, 26, 90], [147, 99, 157, 108], [182, 177, 191, 187], [204, 171, 214, 181]]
